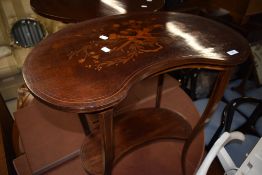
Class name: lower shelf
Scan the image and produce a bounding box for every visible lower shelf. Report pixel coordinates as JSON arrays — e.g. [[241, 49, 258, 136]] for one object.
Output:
[[81, 108, 193, 175]]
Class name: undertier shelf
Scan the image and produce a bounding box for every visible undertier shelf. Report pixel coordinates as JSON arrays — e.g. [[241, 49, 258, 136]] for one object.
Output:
[[81, 108, 192, 175]]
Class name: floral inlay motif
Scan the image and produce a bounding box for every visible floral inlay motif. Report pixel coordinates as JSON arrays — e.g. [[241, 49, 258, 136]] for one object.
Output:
[[67, 18, 165, 71]]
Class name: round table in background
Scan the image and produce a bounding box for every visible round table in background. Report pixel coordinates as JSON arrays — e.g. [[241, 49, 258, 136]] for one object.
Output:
[[30, 0, 165, 23]]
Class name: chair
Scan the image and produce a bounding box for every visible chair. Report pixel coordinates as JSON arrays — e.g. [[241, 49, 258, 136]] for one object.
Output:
[[209, 97, 262, 139], [197, 131, 262, 175], [197, 131, 245, 175], [195, 95, 262, 168], [208, 97, 262, 165]]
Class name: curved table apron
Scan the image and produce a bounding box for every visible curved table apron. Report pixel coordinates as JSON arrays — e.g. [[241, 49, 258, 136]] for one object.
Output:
[[22, 12, 250, 175], [30, 0, 165, 23]]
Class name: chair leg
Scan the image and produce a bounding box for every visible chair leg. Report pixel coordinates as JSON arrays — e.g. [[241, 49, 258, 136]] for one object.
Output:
[[238, 103, 262, 136]]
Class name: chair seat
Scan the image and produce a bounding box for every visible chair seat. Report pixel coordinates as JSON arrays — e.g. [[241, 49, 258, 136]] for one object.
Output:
[[225, 134, 260, 167]]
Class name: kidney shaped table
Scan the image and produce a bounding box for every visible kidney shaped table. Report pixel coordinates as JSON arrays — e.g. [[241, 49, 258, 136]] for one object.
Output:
[[22, 12, 250, 175]]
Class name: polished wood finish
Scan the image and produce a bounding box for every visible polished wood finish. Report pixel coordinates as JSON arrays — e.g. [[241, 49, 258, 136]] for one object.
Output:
[[23, 12, 249, 113], [22, 12, 250, 175], [181, 68, 233, 175], [78, 113, 91, 135], [30, 0, 165, 23], [81, 108, 192, 175], [155, 75, 164, 108], [0, 94, 16, 175], [99, 109, 114, 175]]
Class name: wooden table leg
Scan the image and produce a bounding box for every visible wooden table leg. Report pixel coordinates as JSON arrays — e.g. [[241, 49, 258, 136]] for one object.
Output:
[[78, 113, 91, 135], [181, 68, 234, 175], [155, 74, 164, 108], [99, 109, 114, 175]]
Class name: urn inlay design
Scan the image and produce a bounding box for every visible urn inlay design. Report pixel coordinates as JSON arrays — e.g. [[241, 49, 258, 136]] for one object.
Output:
[[67, 19, 165, 71]]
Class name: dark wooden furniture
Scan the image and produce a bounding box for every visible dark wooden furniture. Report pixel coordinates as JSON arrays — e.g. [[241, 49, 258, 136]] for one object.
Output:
[[0, 94, 17, 175], [30, 0, 165, 23], [22, 12, 250, 175], [181, 0, 262, 24]]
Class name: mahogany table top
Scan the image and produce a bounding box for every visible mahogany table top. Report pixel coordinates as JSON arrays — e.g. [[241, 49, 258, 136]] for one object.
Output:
[[30, 0, 165, 23], [23, 12, 250, 113]]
